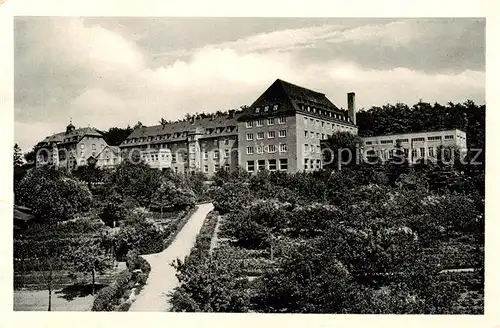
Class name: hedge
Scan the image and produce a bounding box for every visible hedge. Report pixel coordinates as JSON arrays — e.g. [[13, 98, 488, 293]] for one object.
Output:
[[92, 269, 133, 311], [92, 250, 152, 312]]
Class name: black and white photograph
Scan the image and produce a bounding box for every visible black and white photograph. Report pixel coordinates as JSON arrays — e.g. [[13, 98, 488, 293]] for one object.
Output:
[[7, 4, 492, 321]]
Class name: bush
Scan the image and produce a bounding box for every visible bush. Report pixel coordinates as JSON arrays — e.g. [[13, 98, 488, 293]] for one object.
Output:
[[16, 166, 93, 223], [115, 218, 164, 259], [92, 269, 133, 311]]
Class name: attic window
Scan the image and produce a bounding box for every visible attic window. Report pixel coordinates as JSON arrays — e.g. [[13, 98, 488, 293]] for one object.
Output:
[[307, 106, 311, 112], [264, 105, 269, 112], [273, 104, 279, 111], [255, 107, 260, 113], [313, 107, 317, 113]]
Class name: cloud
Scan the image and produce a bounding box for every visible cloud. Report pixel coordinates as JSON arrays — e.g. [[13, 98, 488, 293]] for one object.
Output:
[[14, 18, 485, 152]]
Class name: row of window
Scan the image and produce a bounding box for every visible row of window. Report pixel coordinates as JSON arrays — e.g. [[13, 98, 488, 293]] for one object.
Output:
[[304, 158, 322, 170], [246, 117, 286, 128], [298, 104, 351, 123], [246, 130, 286, 140], [246, 144, 287, 154], [375, 146, 450, 159], [247, 158, 288, 172], [366, 135, 455, 145], [204, 149, 231, 160], [304, 144, 321, 154], [303, 117, 354, 130], [254, 104, 280, 113], [304, 131, 329, 140], [80, 143, 105, 150], [204, 163, 231, 173], [123, 128, 236, 145]]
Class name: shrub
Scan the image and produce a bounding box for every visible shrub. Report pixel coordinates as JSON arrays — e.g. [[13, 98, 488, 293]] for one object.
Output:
[[92, 269, 133, 311]]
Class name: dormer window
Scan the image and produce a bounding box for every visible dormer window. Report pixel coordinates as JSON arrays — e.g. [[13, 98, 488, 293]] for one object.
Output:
[[255, 107, 261, 113], [273, 104, 279, 111], [264, 105, 269, 112], [307, 106, 311, 112]]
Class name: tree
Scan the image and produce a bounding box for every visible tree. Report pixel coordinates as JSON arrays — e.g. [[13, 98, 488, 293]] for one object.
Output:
[[133, 121, 145, 129], [99, 126, 134, 146], [67, 236, 114, 296], [387, 140, 409, 187], [73, 163, 103, 191], [322, 132, 363, 171], [14, 143, 24, 167], [16, 166, 93, 223], [159, 118, 169, 125]]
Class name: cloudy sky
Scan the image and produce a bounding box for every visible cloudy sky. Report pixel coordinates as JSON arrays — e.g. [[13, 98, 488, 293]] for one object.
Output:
[[14, 17, 485, 151]]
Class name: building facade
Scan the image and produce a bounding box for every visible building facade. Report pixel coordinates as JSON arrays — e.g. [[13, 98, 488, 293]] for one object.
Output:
[[119, 111, 240, 175], [361, 129, 467, 163], [34, 122, 120, 170], [237, 79, 358, 173]]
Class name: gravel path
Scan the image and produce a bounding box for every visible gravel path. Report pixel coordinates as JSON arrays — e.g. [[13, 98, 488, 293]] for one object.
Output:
[[129, 203, 214, 312]]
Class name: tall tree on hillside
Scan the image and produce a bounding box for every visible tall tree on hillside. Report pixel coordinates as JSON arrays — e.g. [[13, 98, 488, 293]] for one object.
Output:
[[14, 144, 24, 167]]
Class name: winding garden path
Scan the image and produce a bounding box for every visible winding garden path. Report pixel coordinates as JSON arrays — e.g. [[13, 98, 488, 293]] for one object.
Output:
[[129, 202, 214, 312]]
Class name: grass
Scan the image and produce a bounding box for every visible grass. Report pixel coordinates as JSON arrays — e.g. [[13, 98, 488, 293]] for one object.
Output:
[[14, 286, 95, 311]]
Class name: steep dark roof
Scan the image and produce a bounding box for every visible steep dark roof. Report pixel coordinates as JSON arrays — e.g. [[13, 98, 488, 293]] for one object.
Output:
[[237, 79, 353, 125], [120, 112, 242, 147], [37, 127, 103, 147]]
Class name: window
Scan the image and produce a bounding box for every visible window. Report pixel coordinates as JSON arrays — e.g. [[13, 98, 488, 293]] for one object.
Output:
[[316, 133, 320, 139], [321, 121, 325, 127], [204, 165, 208, 173], [403, 148, 409, 157], [381, 140, 393, 144], [273, 104, 279, 111], [307, 106, 311, 112], [316, 120, 320, 127], [420, 148, 425, 157], [246, 133, 254, 141], [428, 136, 442, 141], [213, 139, 218, 145], [304, 159, 309, 170], [204, 151, 208, 160], [258, 160, 266, 171], [174, 167, 178, 173], [428, 147, 434, 157], [412, 137, 425, 142], [411, 149, 417, 158], [278, 117, 286, 124], [279, 144, 287, 153], [396, 138, 409, 143], [268, 131, 275, 139], [247, 160, 255, 172], [257, 119, 264, 127], [304, 131, 308, 137], [214, 150, 219, 159], [365, 141, 373, 145], [224, 149, 230, 158], [279, 159, 288, 171], [214, 164, 220, 172], [268, 159, 277, 171], [257, 132, 264, 140], [246, 121, 254, 128], [445, 135, 454, 140], [279, 130, 287, 138], [81, 152, 85, 158], [304, 117, 308, 125], [80, 143, 85, 149], [172, 154, 177, 163], [304, 144, 309, 153], [315, 159, 321, 169], [321, 133, 325, 140], [264, 105, 269, 112], [268, 145, 277, 153], [267, 118, 275, 125], [255, 107, 260, 113], [247, 146, 254, 155], [257, 146, 264, 154], [316, 145, 320, 153], [224, 138, 229, 145]]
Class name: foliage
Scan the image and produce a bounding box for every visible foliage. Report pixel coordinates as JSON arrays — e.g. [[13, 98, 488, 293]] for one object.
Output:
[[16, 165, 92, 223], [322, 131, 363, 170], [14, 143, 24, 167], [213, 181, 253, 214], [98, 189, 139, 227], [92, 270, 133, 311], [114, 215, 164, 259], [99, 126, 134, 146]]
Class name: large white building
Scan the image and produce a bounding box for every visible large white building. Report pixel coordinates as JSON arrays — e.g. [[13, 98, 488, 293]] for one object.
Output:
[[361, 129, 467, 163]]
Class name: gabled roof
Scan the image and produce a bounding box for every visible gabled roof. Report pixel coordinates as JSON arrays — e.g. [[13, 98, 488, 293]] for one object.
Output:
[[237, 79, 353, 124], [96, 145, 120, 158], [37, 127, 103, 147], [121, 112, 242, 146]]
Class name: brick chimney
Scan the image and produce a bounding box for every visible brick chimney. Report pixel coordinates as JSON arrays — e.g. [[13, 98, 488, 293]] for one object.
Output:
[[347, 92, 356, 125]]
